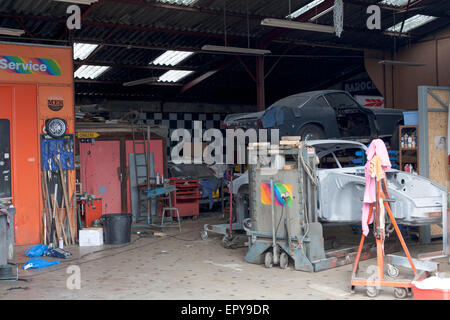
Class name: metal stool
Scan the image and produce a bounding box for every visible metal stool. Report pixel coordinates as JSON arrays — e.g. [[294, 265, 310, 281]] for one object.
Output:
[[161, 193, 181, 232]]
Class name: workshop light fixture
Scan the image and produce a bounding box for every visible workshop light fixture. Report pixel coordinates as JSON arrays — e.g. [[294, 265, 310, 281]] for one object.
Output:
[[156, 0, 199, 6], [73, 43, 99, 60], [386, 14, 437, 33], [261, 18, 335, 34], [379, 0, 412, 7], [74, 65, 110, 79], [0, 28, 25, 36], [151, 50, 194, 66], [286, 0, 325, 19], [378, 60, 425, 66], [201, 45, 271, 55], [158, 70, 193, 83], [53, 0, 99, 4]]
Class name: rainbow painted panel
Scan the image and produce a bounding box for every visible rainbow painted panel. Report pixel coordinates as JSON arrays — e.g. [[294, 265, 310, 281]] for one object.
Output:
[[0, 55, 61, 76], [260, 183, 293, 207]]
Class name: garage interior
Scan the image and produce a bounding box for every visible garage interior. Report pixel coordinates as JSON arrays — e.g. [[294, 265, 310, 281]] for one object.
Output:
[[0, 0, 450, 302]]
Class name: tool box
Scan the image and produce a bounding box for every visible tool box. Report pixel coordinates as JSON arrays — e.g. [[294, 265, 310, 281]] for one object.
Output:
[[167, 178, 201, 219]]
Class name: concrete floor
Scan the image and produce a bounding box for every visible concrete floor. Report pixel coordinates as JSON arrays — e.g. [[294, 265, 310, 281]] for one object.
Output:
[[1, 211, 448, 300]]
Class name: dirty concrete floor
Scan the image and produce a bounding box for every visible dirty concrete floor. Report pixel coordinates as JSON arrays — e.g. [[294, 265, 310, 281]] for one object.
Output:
[[1, 211, 448, 300]]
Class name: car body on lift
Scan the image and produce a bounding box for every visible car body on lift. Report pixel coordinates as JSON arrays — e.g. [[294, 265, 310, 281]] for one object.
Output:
[[223, 90, 404, 145], [232, 140, 446, 226]]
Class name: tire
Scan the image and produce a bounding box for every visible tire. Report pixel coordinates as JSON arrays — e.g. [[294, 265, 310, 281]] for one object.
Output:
[[264, 251, 274, 268], [366, 286, 379, 298], [393, 287, 408, 299], [387, 264, 399, 278], [279, 252, 289, 269], [45, 118, 67, 139], [200, 230, 208, 240], [298, 124, 326, 141]]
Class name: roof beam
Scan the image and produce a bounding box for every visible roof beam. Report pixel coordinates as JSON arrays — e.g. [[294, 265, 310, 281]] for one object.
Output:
[[179, 58, 234, 94], [0, 12, 247, 41], [103, 0, 268, 20]]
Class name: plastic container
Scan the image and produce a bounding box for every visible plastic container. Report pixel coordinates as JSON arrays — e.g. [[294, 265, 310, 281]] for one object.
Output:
[[403, 111, 419, 125], [412, 277, 450, 300], [413, 286, 450, 300], [101, 213, 132, 245]]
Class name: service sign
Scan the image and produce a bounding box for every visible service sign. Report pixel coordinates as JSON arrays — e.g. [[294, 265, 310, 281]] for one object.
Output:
[[0, 55, 61, 76], [77, 132, 100, 139]]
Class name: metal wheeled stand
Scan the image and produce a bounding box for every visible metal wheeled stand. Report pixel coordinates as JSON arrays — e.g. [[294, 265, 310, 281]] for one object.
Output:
[[0, 200, 18, 281], [202, 169, 248, 247], [350, 178, 439, 298]]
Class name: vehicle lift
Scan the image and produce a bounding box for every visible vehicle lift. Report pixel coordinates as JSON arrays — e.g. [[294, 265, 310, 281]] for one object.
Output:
[[244, 139, 408, 272]]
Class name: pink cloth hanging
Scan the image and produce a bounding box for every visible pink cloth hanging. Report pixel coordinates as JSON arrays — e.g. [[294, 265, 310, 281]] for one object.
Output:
[[361, 139, 392, 236]]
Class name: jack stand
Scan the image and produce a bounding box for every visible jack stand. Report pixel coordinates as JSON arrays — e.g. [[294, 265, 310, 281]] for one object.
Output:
[[350, 178, 439, 299]]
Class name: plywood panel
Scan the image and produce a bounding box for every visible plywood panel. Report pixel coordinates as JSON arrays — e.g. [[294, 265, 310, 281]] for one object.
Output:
[[427, 89, 450, 109], [427, 89, 449, 188], [428, 111, 448, 187]]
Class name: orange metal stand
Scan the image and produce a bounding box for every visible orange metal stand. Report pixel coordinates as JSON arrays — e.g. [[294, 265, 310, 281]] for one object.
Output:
[[350, 178, 417, 298]]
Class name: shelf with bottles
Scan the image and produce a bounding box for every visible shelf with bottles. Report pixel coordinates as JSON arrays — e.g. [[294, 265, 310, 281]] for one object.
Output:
[[400, 126, 418, 149], [398, 125, 419, 175]]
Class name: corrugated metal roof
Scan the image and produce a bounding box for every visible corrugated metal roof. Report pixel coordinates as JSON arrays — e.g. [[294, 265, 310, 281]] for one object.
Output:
[[0, 0, 448, 103]]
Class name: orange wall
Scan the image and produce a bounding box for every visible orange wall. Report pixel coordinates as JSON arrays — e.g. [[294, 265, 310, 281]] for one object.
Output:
[[0, 42, 74, 245], [365, 27, 450, 110]]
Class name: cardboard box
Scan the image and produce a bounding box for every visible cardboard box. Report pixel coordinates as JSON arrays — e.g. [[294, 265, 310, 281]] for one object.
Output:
[[79, 228, 104, 247]]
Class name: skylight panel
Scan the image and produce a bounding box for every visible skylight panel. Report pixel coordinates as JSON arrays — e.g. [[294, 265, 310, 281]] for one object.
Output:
[[156, 0, 198, 6], [74, 65, 110, 79], [379, 0, 411, 7], [151, 50, 194, 66], [287, 0, 325, 19], [158, 70, 193, 83], [73, 43, 99, 60], [386, 14, 437, 33]]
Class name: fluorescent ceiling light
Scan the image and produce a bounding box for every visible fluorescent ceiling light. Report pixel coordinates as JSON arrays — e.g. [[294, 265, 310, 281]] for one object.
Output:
[[309, 6, 334, 21], [287, 0, 325, 19], [123, 77, 159, 87], [158, 70, 193, 83], [73, 43, 99, 60], [0, 28, 25, 36], [261, 18, 335, 33], [386, 14, 437, 33], [151, 50, 194, 66], [156, 0, 198, 6], [379, 0, 410, 7], [201, 45, 271, 55], [74, 65, 110, 79], [53, 0, 98, 4], [378, 60, 425, 66]]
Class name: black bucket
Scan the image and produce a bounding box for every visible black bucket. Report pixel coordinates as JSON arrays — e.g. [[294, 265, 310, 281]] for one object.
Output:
[[101, 213, 132, 245]]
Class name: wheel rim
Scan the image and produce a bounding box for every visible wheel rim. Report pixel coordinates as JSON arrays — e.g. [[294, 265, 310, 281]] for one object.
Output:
[[394, 287, 408, 299], [367, 287, 378, 297]]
